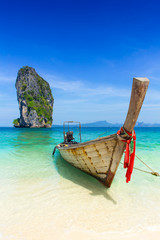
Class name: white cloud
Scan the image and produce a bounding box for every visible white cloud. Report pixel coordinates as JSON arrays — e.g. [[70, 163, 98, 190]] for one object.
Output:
[[148, 76, 160, 82], [0, 75, 15, 82], [45, 74, 83, 91], [81, 86, 130, 97], [143, 104, 160, 108], [0, 93, 5, 98], [145, 89, 160, 102], [44, 74, 130, 98]]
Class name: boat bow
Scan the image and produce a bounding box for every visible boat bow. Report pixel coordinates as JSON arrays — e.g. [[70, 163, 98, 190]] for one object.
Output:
[[55, 77, 149, 188], [105, 77, 149, 187]]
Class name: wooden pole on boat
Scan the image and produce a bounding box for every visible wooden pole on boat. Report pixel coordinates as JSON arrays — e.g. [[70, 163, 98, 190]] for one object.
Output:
[[123, 78, 150, 132], [105, 77, 149, 187]]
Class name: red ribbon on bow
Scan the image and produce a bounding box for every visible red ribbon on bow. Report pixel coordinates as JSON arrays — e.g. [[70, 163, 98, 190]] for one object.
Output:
[[117, 127, 136, 183]]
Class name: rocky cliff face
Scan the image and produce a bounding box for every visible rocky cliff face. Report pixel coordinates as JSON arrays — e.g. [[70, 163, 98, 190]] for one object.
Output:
[[13, 66, 54, 128]]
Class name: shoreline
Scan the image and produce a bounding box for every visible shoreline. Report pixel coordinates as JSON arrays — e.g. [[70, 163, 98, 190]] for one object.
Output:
[[0, 127, 159, 240]]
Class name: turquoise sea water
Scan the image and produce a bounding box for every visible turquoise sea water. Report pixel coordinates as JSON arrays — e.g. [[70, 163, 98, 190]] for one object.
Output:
[[0, 127, 160, 240]]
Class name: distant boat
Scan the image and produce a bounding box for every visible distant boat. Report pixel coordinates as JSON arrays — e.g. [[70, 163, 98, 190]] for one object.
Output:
[[53, 78, 149, 187]]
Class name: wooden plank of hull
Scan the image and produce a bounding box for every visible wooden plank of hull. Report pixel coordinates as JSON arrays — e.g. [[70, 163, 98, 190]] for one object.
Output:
[[58, 136, 121, 183], [57, 77, 150, 187]]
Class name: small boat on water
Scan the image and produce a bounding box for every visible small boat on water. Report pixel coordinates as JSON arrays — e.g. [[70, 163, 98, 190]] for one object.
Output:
[[53, 78, 149, 187]]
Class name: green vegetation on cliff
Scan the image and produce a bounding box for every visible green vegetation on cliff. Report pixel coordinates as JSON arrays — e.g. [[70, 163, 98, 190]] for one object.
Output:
[[23, 91, 52, 124], [21, 67, 53, 124], [14, 66, 54, 128], [13, 118, 20, 126]]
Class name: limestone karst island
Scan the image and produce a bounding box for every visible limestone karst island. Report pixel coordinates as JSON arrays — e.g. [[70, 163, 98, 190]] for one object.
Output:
[[13, 66, 54, 128]]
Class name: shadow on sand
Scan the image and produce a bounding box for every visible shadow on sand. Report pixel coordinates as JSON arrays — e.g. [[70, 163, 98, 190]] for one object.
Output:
[[53, 153, 117, 204]]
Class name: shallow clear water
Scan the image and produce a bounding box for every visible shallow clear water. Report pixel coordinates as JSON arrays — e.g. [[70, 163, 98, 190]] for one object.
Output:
[[0, 127, 160, 240]]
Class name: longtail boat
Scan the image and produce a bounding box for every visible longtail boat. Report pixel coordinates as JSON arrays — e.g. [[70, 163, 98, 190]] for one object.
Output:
[[53, 78, 149, 187]]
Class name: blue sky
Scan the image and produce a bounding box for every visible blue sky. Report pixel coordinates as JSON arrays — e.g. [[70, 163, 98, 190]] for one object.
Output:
[[0, 0, 160, 126]]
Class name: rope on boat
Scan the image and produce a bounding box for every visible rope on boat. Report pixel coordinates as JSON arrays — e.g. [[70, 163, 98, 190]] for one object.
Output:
[[97, 131, 108, 138], [135, 154, 154, 172], [120, 154, 160, 177], [98, 128, 160, 178], [117, 127, 136, 183], [135, 154, 160, 176]]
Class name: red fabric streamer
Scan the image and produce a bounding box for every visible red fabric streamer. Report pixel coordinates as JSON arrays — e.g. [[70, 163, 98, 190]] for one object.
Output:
[[117, 127, 136, 183]]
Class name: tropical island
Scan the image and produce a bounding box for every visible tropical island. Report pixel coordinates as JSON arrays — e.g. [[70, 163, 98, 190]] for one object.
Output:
[[13, 66, 54, 128]]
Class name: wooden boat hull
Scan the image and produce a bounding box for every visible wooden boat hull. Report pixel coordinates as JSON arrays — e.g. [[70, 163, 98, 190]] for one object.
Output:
[[57, 134, 126, 187], [56, 77, 150, 187]]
